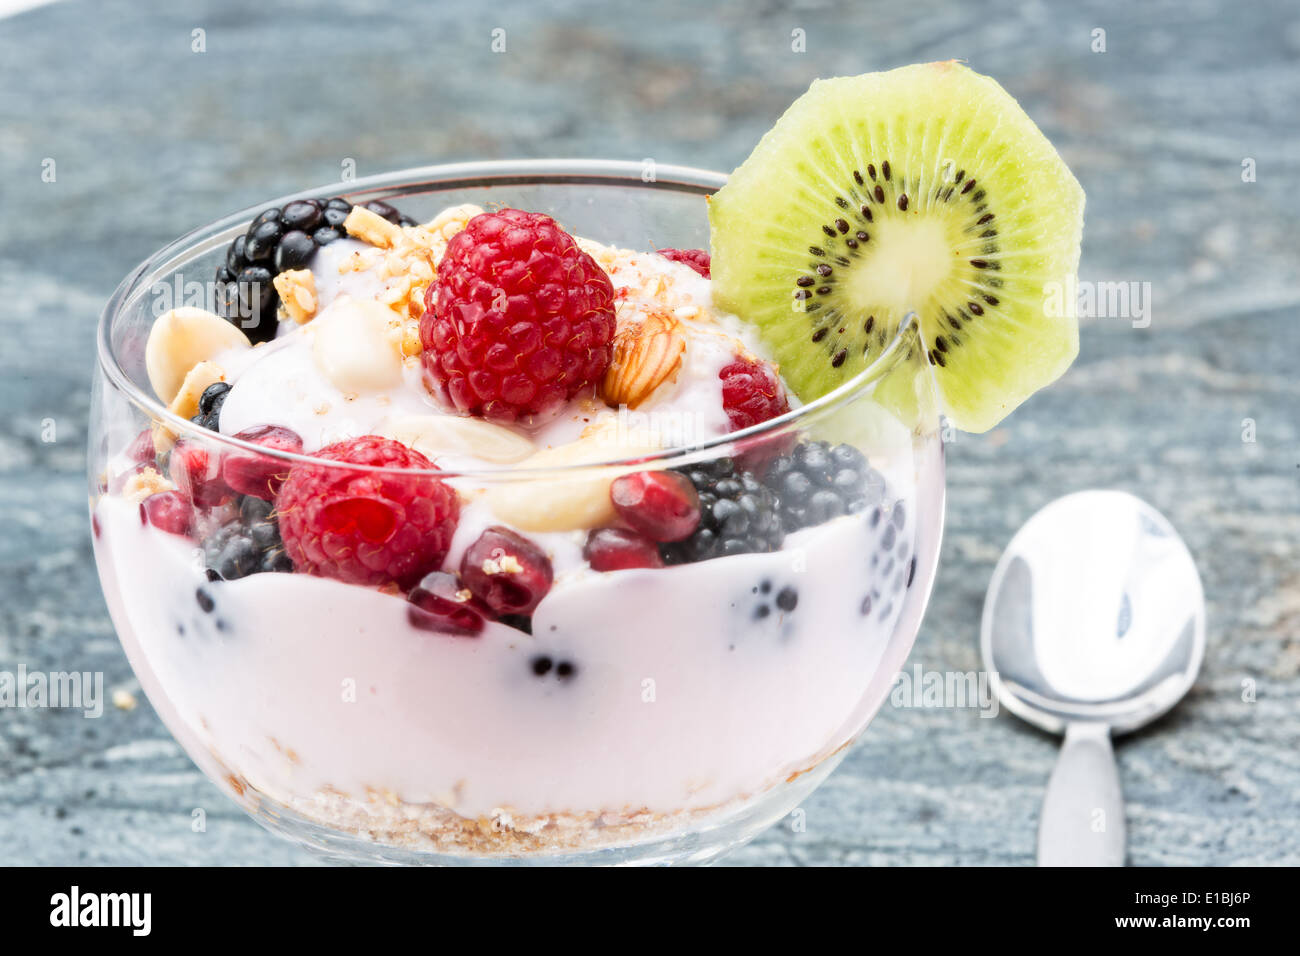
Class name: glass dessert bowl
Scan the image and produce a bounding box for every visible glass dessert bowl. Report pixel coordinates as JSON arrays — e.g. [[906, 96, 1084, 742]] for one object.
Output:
[[89, 161, 945, 864], [92, 53, 1091, 866]]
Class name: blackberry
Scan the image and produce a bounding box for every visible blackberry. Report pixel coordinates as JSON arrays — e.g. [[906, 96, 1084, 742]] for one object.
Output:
[[201, 496, 293, 580], [217, 197, 417, 343], [530, 655, 577, 681], [765, 440, 883, 532], [660, 458, 784, 565], [190, 381, 231, 433]]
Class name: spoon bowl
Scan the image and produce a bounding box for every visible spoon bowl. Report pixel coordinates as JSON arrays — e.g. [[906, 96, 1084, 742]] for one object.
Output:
[[980, 490, 1205, 866]]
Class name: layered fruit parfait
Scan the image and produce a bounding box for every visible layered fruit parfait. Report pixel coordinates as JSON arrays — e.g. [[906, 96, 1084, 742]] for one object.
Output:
[[91, 62, 1083, 860]]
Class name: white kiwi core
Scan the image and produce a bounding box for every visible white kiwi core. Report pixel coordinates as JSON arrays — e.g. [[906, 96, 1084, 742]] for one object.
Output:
[[843, 216, 958, 314]]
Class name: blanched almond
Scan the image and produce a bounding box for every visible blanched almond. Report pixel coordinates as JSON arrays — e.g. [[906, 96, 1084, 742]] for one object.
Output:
[[482, 421, 661, 532], [377, 414, 535, 464], [601, 312, 685, 409], [310, 296, 403, 392], [145, 307, 251, 404]]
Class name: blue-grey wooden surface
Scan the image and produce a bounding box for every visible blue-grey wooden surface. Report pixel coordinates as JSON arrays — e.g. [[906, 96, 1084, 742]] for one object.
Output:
[[1, 0, 1296, 866]]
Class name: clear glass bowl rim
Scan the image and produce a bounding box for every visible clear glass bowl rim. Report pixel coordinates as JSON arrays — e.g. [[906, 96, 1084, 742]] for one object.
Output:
[[97, 159, 920, 479]]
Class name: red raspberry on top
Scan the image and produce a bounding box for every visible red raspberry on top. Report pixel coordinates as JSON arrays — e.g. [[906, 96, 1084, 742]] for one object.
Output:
[[719, 355, 790, 431], [420, 209, 617, 425], [657, 248, 710, 278], [275, 436, 459, 589]]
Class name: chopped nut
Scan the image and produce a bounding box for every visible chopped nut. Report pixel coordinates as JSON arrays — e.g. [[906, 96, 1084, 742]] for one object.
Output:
[[121, 466, 175, 503], [575, 237, 626, 272], [424, 203, 484, 242], [641, 273, 668, 298], [379, 275, 413, 311], [339, 250, 376, 273], [400, 322, 423, 358], [273, 268, 318, 324], [408, 256, 434, 282], [344, 205, 403, 249], [165, 360, 225, 422], [320, 203, 481, 334]]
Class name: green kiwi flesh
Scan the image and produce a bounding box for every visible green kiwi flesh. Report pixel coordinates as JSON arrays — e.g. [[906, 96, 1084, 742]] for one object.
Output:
[[709, 61, 1085, 433]]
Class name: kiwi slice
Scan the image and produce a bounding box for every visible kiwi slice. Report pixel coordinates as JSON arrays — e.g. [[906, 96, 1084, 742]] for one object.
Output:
[[709, 61, 1084, 432]]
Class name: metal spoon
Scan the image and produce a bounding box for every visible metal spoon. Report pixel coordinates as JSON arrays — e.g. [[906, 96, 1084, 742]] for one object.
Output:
[[980, 490, 1205, 867]]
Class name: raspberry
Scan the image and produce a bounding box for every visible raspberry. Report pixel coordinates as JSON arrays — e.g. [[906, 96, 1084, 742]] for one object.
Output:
[[657, 248, 711, 278], [719, 356, 790, 431], [275, 436, 459, 588], [720, 355, 793, 471], [584, 527, 664, 572], [419, 209, 617, 425], [609, 470, 700, 542], [220, 424, 303, 500], [459, 526, 553, 616]]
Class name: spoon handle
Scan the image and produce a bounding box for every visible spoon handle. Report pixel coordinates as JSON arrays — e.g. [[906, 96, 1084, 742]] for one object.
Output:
[[1037, 721, 1125, 866]]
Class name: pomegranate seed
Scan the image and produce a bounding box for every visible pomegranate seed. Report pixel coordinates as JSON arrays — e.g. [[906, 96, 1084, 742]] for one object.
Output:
[[609, 470, 700, 542], [168, 440, 231, 509], [140, 491, 195, 537], [460, 526, 554, 616], [584, 527, 664, 572], [407, 572, 488, 637], [125, 428, 157, 465], [221, 425, 303, 500]]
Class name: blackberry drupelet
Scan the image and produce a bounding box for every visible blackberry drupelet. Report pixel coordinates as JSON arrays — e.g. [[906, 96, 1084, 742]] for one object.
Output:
[[190, 381, 231, 432], [217, 197, 417, 343], [660, 458, 784, 564], [202, 496, 293, 580], [764, 440, 881, 532]]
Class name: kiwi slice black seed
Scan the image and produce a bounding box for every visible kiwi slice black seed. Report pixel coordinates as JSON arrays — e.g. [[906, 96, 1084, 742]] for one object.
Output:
[[709, 61, 1084, 432]]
